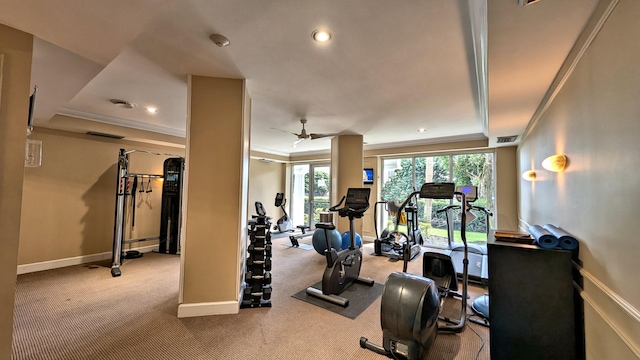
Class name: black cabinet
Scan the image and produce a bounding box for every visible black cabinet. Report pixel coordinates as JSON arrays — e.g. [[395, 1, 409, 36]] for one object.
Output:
[[488, 241, 579, 360]]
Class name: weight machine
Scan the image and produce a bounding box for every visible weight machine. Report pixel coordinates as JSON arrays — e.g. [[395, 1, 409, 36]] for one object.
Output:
[[110, 149, 184, 277]]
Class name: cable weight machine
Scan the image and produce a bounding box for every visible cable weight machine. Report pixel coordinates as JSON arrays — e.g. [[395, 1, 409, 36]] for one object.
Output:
[[110, 149, 184, 277]]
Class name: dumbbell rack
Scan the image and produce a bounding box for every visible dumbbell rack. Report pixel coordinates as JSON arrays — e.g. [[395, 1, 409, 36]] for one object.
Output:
[[242, 214, 273, 308]]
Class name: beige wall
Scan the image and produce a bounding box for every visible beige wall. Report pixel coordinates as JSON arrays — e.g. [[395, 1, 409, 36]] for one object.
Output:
[[247, 158, 285, 219], [19, 128, 184, 265], [517, 0, 640, 358], [0, 24, 32, 360]]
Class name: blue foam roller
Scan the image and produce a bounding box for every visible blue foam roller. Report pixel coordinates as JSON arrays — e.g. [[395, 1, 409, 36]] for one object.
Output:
[[529, 225, 559, 249]]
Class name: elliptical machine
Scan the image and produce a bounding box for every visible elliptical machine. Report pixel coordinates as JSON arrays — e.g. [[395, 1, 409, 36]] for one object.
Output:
[[360, 183, 470, 359], [272, 192, 293, 233], [306, 188, 375, 307], [373, 196, 422, 264]]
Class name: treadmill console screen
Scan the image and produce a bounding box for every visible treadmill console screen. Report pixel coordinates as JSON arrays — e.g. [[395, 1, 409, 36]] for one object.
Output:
[[419, 182, 455, 199], [456, 185, 477, 202]]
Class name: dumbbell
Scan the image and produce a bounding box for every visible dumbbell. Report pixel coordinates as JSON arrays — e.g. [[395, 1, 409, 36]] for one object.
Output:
[[264, 244, 272, 257], [245, 272, 272, 285], [246, 257, 264, 267], [248, 243, 265, 253], [262, 286, 272, 300]]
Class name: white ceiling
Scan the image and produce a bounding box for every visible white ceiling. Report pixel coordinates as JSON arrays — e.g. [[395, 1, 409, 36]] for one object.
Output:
[[0, 0, 599, 156]]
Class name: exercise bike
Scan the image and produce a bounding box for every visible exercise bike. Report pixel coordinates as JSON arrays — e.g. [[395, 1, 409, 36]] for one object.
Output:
[[305, 188, 375, 307], [272, 192, 293, 234], [360, 182, 470, 359]]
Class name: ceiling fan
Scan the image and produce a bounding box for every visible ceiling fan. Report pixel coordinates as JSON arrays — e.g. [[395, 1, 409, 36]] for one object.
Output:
[[275, 119, 337, 145]]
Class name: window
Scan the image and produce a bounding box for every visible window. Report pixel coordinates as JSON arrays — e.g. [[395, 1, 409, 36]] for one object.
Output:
[[379, 152, 495, 248], [290, 163, 331, 228]]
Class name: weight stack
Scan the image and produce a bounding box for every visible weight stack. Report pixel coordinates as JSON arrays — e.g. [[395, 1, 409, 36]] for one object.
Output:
[[241, 213, 272, 308]]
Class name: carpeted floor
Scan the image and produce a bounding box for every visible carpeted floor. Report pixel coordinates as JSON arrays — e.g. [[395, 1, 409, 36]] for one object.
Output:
[[12, 235, 489, 360]]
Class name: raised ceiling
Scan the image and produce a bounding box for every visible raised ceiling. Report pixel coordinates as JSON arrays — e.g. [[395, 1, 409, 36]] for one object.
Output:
[[0, 0, 599, 156]]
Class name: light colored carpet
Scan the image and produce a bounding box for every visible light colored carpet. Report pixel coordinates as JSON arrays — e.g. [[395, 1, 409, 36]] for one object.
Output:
[[12, 236, 489, 360]]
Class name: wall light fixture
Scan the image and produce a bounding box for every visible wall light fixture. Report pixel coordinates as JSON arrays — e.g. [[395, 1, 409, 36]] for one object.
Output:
[[542, 154, 567, 172], [522, 170, 536, 181]]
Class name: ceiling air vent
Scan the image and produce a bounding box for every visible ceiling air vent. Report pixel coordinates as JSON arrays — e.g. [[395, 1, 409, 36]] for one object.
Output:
[[86, 131, 125, 140], [110, 99, 137, 109], [497, 135, 518, 144], [518, 0, 541, 6]]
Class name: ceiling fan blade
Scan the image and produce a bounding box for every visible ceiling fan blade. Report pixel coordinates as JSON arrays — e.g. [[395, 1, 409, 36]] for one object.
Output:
[[292, 138, 305, 145], [309, 133, 339, 140], [270, 127, 299, 137]]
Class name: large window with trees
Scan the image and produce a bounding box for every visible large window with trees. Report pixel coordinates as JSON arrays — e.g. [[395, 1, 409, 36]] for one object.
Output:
[[380, 152, 495, 248]]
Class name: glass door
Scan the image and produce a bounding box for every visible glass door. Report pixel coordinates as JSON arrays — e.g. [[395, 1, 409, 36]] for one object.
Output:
[[309, 164, 330, 227], [290, 164, 309, 228], [290, 163, 331, 229]]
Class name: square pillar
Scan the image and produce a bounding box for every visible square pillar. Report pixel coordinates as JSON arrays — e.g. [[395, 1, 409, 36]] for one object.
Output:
[[0, 25, 32, 358], [178, 76, 250, 317], [330, 135, 364, 233]]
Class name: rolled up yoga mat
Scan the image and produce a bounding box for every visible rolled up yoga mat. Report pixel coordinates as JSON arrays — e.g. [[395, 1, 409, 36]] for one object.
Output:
[[528, 225, 559, 249], [543, 224, 579, 251]]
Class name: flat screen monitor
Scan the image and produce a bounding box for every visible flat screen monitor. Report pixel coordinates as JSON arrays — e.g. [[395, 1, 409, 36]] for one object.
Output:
[[363, 168, 374, 184]]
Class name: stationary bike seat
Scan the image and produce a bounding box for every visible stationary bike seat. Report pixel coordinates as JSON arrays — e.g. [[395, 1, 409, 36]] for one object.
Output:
[[315, 222, 336, 230]]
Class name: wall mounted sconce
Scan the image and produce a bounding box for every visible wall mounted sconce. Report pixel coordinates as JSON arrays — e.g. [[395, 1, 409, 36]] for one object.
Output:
[[522, 170, 536, 181], [542, 154, 567, 172]]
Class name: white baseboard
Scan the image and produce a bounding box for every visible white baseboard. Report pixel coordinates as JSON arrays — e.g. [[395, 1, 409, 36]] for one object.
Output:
[[363, 235, 376, 243], [17, 244, 158, 275], [177, 300, 239, 318]]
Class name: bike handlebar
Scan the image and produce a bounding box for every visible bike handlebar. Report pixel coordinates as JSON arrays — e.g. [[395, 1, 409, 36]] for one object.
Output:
[[328, 196, 346, 212]]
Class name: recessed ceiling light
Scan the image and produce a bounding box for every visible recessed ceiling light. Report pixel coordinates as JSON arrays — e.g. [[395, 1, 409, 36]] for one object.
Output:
[[418, 128, 426, 133], [312, 29, 332, 42], [146, 106, 158, 113]]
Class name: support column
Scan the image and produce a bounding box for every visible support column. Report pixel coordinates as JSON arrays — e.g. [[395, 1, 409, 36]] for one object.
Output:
[[178, 76, 250, 317], [0, 25, 32, 359], [330, 135, 364, 233], [495, 146, 518, 230]]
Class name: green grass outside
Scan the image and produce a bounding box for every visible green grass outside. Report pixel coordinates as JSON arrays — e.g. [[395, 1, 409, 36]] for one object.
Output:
[[392, 224, 488, 244], [428, 227, 488, 243]]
